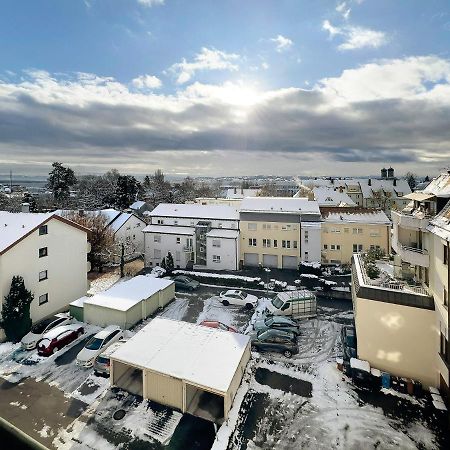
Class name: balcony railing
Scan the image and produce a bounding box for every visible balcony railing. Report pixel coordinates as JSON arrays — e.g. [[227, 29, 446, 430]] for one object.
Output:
[[398, 243, 430, 268], [392, 210, 431, 231]]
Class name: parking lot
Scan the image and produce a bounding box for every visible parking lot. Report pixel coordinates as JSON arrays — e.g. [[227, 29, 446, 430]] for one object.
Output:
[[0, 281, 448, 450]]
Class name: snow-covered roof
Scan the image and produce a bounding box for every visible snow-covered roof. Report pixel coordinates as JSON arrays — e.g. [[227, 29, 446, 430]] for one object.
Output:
[[321, 208, 390, 224], [130, 200, 146, 209], [150, 203, 239, 220], [350, 357, 370, 372], [84, 276, 174, 312], [96, 208, 121, 225], [70, 296, 89, 308], [224, 188, 259, 199], [240, 197, 320, 215], [109, 212, 133, 232], [206, 229, 239, 239], [110, 317, 250, 394], [313, 187, 356, 207], [423, 172, 450, 198], [301, 221, 322, 229], [0, 212, 54, 253], [427, 199, 450, 241], [142, 225, 195, 235]]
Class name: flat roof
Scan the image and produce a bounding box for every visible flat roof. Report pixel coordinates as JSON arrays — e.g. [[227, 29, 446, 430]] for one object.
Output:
[[206, 229, 239, 238], [142, 225, 195, 235], [240, 197, 320, 215], [111, 317, 250, 394], [150, 203, 239, 220], [84, 276, 173, 312]]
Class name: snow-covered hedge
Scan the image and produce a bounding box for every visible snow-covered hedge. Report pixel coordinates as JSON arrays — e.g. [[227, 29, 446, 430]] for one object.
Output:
[[172, 270, 263, 289]]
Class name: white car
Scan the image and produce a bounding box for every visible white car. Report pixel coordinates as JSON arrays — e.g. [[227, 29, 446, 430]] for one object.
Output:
[[21, 312, 73, 350], [219, 290, 258, 309], [76, 325, 124, 368]]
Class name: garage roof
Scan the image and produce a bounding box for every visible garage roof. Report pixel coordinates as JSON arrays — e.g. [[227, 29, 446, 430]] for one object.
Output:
[[84, 276, 173, 312], [111, 317, 250, 394]]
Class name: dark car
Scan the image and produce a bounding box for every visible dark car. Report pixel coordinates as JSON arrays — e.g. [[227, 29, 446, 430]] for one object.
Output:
[[171, 275, 200, 291], [253, 315, 300, 336], [200, 320, 237, 332], [341, 325, 357, 360], [37, 324, 84, 356], [250, 329, 299, 358]]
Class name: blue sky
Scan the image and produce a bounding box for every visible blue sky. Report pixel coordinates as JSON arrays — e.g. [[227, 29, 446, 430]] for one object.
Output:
[[0, 0, 449, 176]]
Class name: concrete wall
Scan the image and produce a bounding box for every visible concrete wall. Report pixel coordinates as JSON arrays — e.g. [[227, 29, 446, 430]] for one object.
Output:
[[354, 295, 438, 387], [206, 236, 238, 270], [159, 284, 175, 308], [0, 217, 88, 323], [144, 231, 193, 269], [300, 223, 321, 263]]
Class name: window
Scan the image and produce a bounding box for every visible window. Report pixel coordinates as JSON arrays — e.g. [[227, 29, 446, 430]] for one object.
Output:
[[440, 331, 448, 363], [39, 270, 48, 281], [331, 228, 341, 233], [352, 228, 363, 234], [331, 244, 336, 250], [176, 237, 181, 244], [444, 245, 448, 265], [304, 251, 309, 261], [282, 240, 291, 249], [248, 223, 257, 231], [249, 238, 257, 246], [213, 255, 221, 263], [39, 293, 48, 306], [263, 239, 271, 248], [353, 244, 363, 252], [175, 251, 181, 262], [39, 247, 48, 258], [293, 241, 298, 249], [304, 231, 309, 238], [444, 288, 448, 308], [174, 220, 178, 225], [154, 235, 161, 243], [336, 245, 341, 250], [157, 219, 164, 224], [154, 249, 161, 259], [323, 244, 328, 250], [218, 223, 223, 228], [212, 239, 221, 247], [344, 228, 349, 233], [273, 240, 278, 248], [39, 225, 48, 235], [263, 224, 271, 230]]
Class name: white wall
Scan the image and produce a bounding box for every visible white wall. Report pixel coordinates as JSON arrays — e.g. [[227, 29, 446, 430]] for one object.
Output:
[[301, 223, 321, 263], [144, 232, 193, 269], [0, 218, 88, 323], [151, 215, 238, 230], [206, 237, 238, 270], [114, 215, 146, 261]]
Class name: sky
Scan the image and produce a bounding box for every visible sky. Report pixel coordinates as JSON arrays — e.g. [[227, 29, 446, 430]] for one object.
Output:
[[0, 0, 449, 178]]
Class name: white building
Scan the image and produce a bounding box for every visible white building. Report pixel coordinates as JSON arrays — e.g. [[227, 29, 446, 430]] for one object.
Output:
[[312, 186, 356, 207], [0, 212, 90, 326], [143, 204, 239, 271]]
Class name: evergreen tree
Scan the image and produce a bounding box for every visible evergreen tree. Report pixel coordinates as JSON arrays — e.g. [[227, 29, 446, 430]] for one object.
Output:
[[114, 175, 140, 209], [1, 276, 34, 342], [166, 251, 174, 274], [47, 162, 77, 204], [160, 257, 167, 272]]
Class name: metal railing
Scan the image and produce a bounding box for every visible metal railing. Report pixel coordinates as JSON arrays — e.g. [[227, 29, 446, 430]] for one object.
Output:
[[399, 243, 428, 255]]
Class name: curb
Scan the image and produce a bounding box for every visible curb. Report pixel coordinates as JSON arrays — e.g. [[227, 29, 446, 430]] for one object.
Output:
[[0, 415, 49, 450]]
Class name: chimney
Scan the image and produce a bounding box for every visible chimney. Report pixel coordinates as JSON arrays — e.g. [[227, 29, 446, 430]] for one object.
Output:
[[393, 178, 397, 187], [21, 203, 30, 213], [381, 168, 387, 179], [387, 167, 394, 179], [368, 179, 371, 186]]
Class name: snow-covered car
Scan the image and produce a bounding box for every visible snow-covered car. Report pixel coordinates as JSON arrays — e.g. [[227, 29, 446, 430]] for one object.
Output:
[[253, 315, 300, 336], [21, 313, 73, 350], [37, 324, 84, 357], [219, 290, 258, 308], [93, 339, 127, 377], [171, 275, 200, 291], [76, 325, 123, 368]]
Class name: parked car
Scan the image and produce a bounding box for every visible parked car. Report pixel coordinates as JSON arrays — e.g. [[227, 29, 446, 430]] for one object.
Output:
[[21, 313, 73, 350], [341, 325, 357, 360], [171, 275, 200, 291], [94, 339, 127, 377], [250, 329, 299, 358], [265, 290, 316, 318], [37, 324, 84, 357], [76, 325, 123, 368], [253, 315, 300, 336], [200, 320, 237, 332], [219, 290, 258, 308]]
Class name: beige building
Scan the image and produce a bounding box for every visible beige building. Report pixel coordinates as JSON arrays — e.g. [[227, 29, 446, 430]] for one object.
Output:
[[239, 197, 322, 269], [0, 212, 90, 327], [321, 208, 391, 265]]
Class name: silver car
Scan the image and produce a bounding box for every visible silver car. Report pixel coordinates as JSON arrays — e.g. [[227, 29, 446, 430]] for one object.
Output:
[[93, 340, 126, 377]]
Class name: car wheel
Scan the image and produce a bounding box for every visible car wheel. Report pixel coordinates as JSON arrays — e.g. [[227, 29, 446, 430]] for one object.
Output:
[[251, 345, 258, 352], [283, 350, 293, 358], [245, 303, 253, 310], [222, 300, 229, 306], [190, 286, 194, 291]]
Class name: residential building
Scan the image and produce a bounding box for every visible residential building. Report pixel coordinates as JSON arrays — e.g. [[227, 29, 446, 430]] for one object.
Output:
[[321, 207, 391, 265], [312, 187, 356, 207], [0, 212, 90, 326], [143, 204, 239, 270], [352, 171, 450, 398], [239, 197, 322, 269], [129, 200, 152, 217]]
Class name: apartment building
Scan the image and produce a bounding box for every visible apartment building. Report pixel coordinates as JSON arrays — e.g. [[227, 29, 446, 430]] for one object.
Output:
[[321, 208, 391, 265], [312, 187, 356, 207], [143, 204, 239, 271], [239, 197, 321, 269], [0, 212, 90, 325], [352, 171, 450, 398]]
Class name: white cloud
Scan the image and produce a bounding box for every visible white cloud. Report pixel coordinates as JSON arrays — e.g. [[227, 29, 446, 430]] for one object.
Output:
[[131, 74, 162, 90], [137, 0, 165, 7], [169, 47, 240, 84], [270, 34, 293, 52], [322, 20, 387, 50], [336, 2, 351, 20]]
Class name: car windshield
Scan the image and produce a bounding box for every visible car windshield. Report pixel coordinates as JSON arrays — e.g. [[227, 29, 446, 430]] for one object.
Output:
[[265, 317, 274, 326], [39, 339, 51, 348], [31, 317, 56, 333], [271, 297, 284, 309], [85, 337, 103, 350], [97, 355, 109, 364]]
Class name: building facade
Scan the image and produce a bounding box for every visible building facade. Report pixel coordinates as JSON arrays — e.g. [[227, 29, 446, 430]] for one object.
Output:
[[239, 197, 322, 269], [0, 213, 89, 325], [143, 204, 239, 271]]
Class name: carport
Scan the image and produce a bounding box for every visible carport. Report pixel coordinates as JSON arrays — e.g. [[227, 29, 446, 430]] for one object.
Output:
[[110, 317, 251, 423]]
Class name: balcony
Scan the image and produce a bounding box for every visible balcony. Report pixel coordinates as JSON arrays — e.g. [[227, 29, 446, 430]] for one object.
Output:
[[397, 243, 429, 268], [392, 210, 430, 231], [352, 253, 434, 309]]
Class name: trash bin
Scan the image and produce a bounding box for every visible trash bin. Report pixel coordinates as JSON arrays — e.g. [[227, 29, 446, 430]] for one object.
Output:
[[406, 379, 414, 395], [391, 376, 399, 391], [381, 372, 390, 389], [371, 368, 381, 389], [399, 378, 408, 393], [413, 380, 423, 397]]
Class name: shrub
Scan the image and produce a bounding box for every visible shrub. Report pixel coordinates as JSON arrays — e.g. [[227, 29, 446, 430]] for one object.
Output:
[[365, 262, 380, 280]]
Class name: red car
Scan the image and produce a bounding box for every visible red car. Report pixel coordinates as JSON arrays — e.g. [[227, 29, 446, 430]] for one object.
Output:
[[37, 324, 84, 356], [200, 320, 237, 333]]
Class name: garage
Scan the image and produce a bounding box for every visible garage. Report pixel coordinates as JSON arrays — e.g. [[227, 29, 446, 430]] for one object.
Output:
[[282, 255, 298, 269], [262, 254, 278, 268], [110, 317, 251, 423], [244, 252, 259, 267], [78, 276, 175, 329]]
